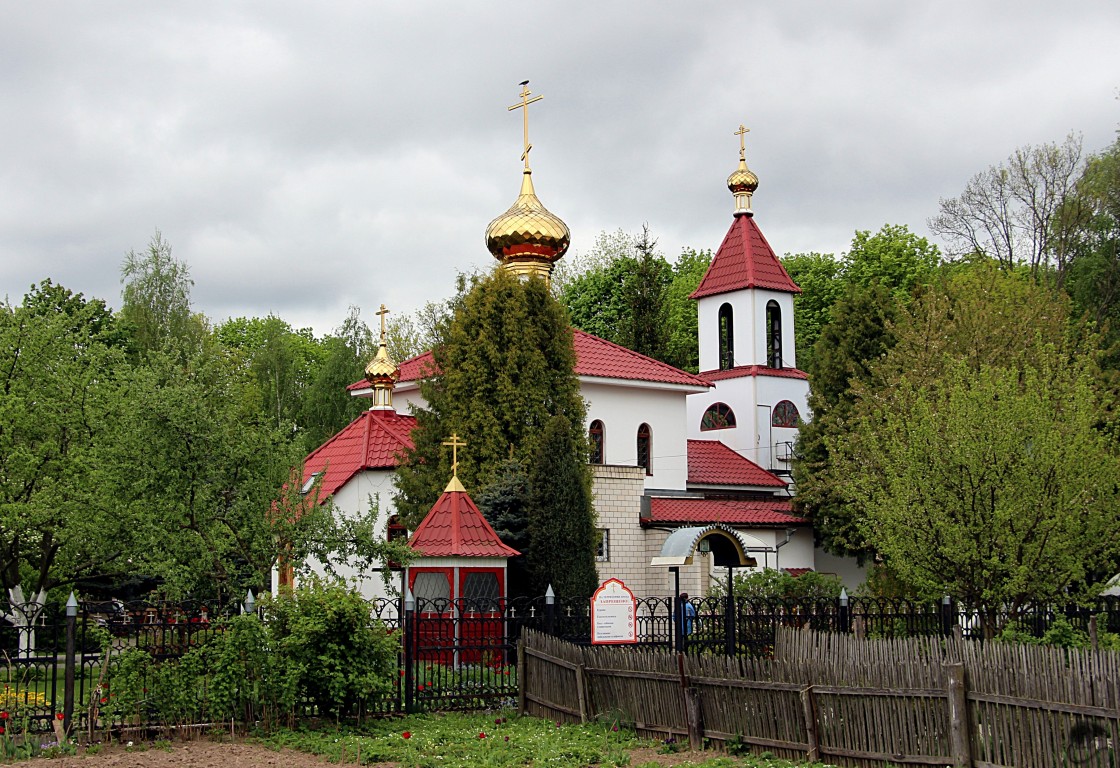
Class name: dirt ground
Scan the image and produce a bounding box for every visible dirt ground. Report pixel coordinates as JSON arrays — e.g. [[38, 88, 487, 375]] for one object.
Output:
[[19, 739, 714, 767]]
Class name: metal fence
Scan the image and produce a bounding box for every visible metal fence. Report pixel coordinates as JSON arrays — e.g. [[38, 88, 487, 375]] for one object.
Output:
[[3, 592, 1119, 737]]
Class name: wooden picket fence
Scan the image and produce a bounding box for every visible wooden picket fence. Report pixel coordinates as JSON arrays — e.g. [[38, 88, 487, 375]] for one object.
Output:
[[519, 626, 1120, 767]]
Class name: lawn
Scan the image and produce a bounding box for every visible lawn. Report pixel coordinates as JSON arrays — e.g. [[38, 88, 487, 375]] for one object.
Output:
[[256, 711, 836, 768]]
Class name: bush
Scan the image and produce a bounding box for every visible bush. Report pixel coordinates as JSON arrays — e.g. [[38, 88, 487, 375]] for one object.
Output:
[[719, 569, 844, 602]]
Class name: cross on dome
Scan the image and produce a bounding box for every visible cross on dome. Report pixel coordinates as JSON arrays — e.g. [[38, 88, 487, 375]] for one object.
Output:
[[442, 433, 467, 478], [508, 80, 543, 170]]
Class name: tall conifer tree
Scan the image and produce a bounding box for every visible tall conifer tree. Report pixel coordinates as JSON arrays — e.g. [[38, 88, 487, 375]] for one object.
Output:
[[394, 269, 593, 593]]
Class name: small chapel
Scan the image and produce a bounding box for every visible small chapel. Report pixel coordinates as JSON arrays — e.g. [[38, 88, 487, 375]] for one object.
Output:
[[274, 87, 862, 602]]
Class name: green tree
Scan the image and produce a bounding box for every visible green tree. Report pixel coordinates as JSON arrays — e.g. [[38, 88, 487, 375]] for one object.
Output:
[[526, 415, 599, 599], [792, 282, 900, 560], [394, 269, 587, 529], [119, 231, 199, 356], [830, 269, 1119, 618], [624, 226, 671, 361], [0, 284, 136, 643], [474, 459, 532, 598], [842, 224, 941, 300], [780, 252, 843, 372], [930, 133, 1086, 282], [664, 248, 711, 372]]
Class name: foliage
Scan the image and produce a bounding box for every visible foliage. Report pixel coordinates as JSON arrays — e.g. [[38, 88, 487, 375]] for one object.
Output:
[[722, 569, 844, 602], [831, 270, 1120, 608], [560, 227, 710, 372], [930, 133, 1085, 281], [525, 415, 599, 599], [842, 224, 942, 300], [119, 231, 200, 357], [474, 460, 532, 598], [780, 252, 843, 373], [394, 269, 585, 530], [263, 578, 398, 716], [792, 282, 900, 560], [0, 282, 138, 599]]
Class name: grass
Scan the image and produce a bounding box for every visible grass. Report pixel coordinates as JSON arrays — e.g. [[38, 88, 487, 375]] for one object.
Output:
[[255, 710, 835, 768]]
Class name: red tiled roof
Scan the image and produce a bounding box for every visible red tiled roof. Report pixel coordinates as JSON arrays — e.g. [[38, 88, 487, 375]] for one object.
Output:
[[783, 568, 815, 577], [646, 497, 806, 526], [687, 440, 787, 488], [302, 409, 416, 499], [700, 365, 808, 382], [572, 330, 710, 387], [690, 215, 800, 299], [409, 485, 520, 558], [352, 330, 710, 390]]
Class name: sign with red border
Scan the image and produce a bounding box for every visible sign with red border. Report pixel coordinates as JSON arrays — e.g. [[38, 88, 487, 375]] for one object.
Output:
[[590, 578, 637, 645]]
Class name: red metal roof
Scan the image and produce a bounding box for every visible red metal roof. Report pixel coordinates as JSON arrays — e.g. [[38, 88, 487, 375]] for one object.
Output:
[[783, 567, 815, 577], [646, 497, 805, 526], [302, 409, 416, 498], [700, 365, 808, 382], [352, 330, 710, 390], [409, 483, 520, 558], [572, 330, 710, 387], [690, 215, 800, 299], [687, 440, 787, 488]]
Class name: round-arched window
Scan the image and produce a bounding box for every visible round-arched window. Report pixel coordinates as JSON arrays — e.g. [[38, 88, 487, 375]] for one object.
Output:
[[701, 403, 736, 431], [772, 400, 800, 428]]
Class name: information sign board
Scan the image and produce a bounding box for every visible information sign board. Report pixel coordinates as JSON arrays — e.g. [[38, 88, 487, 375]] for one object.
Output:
[[590, 578, 637, 645]]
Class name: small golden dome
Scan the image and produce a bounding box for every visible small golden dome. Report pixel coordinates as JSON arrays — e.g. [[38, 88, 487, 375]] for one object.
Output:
[[364, 343, 399, 383], [485, 170, 570, 266], [727, 157, 759, 194]]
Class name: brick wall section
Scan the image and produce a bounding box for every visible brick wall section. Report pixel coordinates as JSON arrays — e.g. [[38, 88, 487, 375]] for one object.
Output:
[[592, 464, 658, 597]]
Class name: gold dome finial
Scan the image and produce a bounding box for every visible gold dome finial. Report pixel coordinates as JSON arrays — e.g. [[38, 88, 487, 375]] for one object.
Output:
[[364, 304, 399, 410], [485, 81, 570, 282], [728, 123, 759, 216]]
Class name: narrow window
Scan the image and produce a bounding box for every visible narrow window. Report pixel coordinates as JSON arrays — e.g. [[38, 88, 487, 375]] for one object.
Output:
[[772, 401, 801, 428], [412, 572, 451, 611], [701, 403, 737, 431], [462, 572, 500, 613], [596, 529, 610, 562], [637, 423, 652, 475], [589, 420, 605, 464], [766, 301, 782, 368], [386, 515, 407, 569], [718, 303, 734, 370]]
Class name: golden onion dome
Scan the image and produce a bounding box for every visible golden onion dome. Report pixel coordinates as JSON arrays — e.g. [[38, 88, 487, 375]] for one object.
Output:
[[727, 157, 759, 194], [485, 169, 570, 268], [365, 342, 399, 383]]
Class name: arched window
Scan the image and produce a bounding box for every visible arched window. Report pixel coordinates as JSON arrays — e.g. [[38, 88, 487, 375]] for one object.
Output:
[[772, 400, 801, 428], [636, 423, 652, 475], [701, 403, 737, 431], [718, 303, 734, 370], [589, 420, 605, 464], [766, 300, 783, 368], [386, 515, 407, 569]]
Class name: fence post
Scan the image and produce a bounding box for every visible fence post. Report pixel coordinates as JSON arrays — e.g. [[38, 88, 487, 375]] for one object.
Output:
[[574, 663, 589, 724], [63, 593, 78, 736], [403, 588, 415, 714], [944, 662, 972, 767], [677, 653, 703, 751], [838, 589, 850, 634], [544, 585, 556, 636], [724, 594, 736, 656], [799, 685, 819, 761], [517, 640, 527, 715], [941, 595, 954, 637]]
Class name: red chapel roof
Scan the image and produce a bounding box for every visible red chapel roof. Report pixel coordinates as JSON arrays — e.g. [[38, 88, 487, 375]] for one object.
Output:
[[349, 330, 710, 391], [687, 439, 787, 488], [690, 215, 800, 299], [699, 365, 808, 382], [409, 479, 520, 558], [302, 409, 416, 499], [645, 497, 806, 527]]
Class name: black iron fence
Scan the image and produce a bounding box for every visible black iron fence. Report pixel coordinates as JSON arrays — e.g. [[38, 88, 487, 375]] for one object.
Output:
[[3, 592, 1119, 737]]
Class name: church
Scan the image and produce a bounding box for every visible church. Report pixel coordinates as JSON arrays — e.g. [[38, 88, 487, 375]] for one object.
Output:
[[275, 89, 859, 602]]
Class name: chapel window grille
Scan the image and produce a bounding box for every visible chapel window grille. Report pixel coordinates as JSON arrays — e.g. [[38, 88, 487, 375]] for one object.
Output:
[[701, 402, 737, 431], [766, 300, 783, 368], [772, 400, 801, 428], [412, 572, 450, 612], [462, 572, 500, 613], [637, 423, 652, 475], [718, 303, 735, 370], [589, 420, 605, 464]]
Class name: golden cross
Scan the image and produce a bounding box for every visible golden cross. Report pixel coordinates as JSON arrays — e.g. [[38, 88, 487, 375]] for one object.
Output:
[[442, 433, 467, 477], [735, 124, 750, 160], [375, 304, 390, 344], [508, 80, 543, 170]]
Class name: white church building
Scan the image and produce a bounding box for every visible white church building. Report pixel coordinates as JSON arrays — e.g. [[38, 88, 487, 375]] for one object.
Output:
[[275, 104, 857, 602]]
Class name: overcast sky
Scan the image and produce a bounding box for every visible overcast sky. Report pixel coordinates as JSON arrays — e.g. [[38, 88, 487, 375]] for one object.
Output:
[[2, 3, 1119, 336]]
